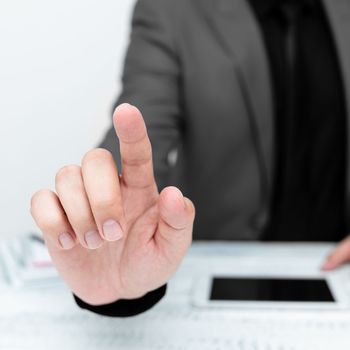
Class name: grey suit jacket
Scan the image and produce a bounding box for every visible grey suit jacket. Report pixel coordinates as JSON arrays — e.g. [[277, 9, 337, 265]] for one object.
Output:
[[100, 0, 350, 241]]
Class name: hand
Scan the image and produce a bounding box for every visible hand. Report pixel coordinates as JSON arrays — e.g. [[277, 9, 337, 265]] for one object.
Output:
[[322, 236, 350, 271], [30, 103, 195, 305]]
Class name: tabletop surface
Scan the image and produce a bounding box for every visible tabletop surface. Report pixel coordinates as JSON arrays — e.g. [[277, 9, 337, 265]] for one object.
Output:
[[1, 240, 350, 350]]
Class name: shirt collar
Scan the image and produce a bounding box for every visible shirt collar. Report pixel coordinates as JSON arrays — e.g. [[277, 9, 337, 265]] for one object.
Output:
[[251, 0, 318, 19]]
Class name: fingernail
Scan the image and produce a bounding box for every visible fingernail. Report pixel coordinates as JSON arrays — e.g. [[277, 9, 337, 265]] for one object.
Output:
[[58, 233, 75, 250], [85, 230, 103, 249], [103, 220, 123, 241]]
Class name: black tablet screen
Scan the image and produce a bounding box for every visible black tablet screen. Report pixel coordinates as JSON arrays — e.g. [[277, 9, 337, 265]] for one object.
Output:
[[210, 277, 335, 302]]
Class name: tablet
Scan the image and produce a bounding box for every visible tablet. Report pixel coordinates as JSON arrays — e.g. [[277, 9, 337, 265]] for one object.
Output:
[[192, 271, 350, 310]]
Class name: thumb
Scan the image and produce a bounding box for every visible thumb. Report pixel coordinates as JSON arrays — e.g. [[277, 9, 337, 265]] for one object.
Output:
[[157, 186, 195, 249], [322, 236, 350, 271]]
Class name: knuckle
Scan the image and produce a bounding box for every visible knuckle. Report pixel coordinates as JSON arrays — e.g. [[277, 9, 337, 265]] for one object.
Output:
[[82, 148, 113, 166], [30, 189, 54, 213], [30, 191, 65, 232], [39, 214, 65, 233], [55, 165, 81, 186], [91, 195, 118, 211]]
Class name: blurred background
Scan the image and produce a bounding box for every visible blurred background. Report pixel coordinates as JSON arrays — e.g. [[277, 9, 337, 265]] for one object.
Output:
[[0, 0, 137, 238]]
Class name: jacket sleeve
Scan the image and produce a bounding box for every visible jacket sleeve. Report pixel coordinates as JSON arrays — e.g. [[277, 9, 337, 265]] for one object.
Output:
[[99, 0, 183, 191], [75, 0, 182, 317], [74, 285, 167, 317]]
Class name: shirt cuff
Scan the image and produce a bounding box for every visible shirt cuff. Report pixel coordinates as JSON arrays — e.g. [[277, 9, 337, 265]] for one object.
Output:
[[73, 285, 167, 317]]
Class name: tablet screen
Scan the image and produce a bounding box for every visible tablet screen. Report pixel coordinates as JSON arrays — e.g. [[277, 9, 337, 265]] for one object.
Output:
[[210, 277, 335, 302]]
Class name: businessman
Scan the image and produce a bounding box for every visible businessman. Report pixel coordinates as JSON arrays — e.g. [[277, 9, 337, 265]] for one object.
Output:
[[31, 0, 350, 316]]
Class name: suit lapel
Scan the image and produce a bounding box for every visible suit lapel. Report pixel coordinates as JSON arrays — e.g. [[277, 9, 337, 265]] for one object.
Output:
[[204, 0, 274, 197], [204, 0, 350, 206], [322, 0, 350, 198]]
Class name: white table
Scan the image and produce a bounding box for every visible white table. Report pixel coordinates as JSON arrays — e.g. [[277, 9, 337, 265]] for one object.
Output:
[[1, 241, 350, 350]]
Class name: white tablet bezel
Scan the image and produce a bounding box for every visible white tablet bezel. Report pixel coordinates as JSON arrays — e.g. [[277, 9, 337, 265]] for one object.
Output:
[[192, 268, 350, 310]]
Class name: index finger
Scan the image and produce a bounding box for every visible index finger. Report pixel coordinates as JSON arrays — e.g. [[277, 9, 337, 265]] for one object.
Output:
[[113, 103, 156, 189]]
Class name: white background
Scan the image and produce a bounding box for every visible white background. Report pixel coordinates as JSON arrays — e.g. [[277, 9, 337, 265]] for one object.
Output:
[[0, 0, 137, 238]]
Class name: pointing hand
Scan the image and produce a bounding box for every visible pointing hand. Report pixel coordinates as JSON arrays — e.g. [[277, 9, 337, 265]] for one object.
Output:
[[31, 103, 195, 305]]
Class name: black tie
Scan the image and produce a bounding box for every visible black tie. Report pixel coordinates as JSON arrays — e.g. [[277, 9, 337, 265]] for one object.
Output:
[[280, 1, 303, 197]]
